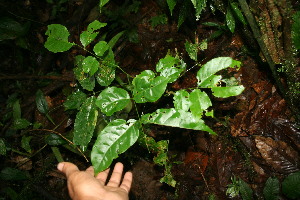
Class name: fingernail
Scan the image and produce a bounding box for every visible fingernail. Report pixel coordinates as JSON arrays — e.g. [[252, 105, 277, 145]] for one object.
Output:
[[57, 162, 64, 171]]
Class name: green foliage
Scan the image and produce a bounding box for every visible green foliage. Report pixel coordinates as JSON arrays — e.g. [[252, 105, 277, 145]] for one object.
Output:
[[282, 171, 300, 199], [292, 11, 300, 50], [44, 24, 74, 53], [96, 87, 130, 116], [73, 97, 98, 150], [167, 0, 177, 16], [99, 0, 110, 12], [91, 119, 140, 173], [191, 0, 207, 21], [132, 70, 169, 103], [0, 167, 29, 181], [44, 19, 244, 187], [226, 176, 253, 199], [0, 138, 6, 155], [150, 14, 168, 28], [0, 17, 29, 41], [263, 177, 279, 200]]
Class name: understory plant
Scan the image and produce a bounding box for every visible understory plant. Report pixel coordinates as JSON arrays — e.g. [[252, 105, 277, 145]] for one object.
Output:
[[226, 171, 300, 200], [44, 19, 244, 186]]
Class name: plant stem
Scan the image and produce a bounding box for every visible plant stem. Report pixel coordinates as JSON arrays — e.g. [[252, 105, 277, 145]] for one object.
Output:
[[51, 146, 64, 163]]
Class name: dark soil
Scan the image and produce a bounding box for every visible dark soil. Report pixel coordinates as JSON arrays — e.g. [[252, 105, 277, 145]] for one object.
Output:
[[0, 0, 299, 200]]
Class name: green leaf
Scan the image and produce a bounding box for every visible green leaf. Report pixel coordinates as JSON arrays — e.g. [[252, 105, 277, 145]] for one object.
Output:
[[239, 178, 253, 200], [108, 31, 125, 48], [230, 2, 247, 25], [189, 89, 212, 118], [74, 55, 95, 91], [93, 41, 110, 57], [191, 0, 207, 21], [0, 17, 28, 41], [0, 138, 6, 155], [142, 108, 216, 134], [99, 0, 110, 12], [167, 0, 177, 15], [12, 100, 21, 120], [282, 171, 300, 199], [197, 57, 241, 87], [95, 87, 130, 116], [226, 7, 235, 33], [263, 177, 279, 200], [173, 90, 190, 111], [12, 118, 31, 130], [178, 0, 189, 29], [21, 136, 32, 153], [211, 85, 244, 98], [292, 11, 300, 50], [73, 97, 98, 149], [185, 41, 198, 61], [132, 70, 169, 103], [64, 91, 87, 110], [96, 62, 116, 86], [150, 14, 168, 28], [82, 56, 99, 76], [91, 119, 140, 173], [35, 89, 49, 114], [156, 55, 186, 83], [80, 20, 106, 47], [0, 167, 29, 181], [44, 24, 74, 53], [45, 133, 67, 146]]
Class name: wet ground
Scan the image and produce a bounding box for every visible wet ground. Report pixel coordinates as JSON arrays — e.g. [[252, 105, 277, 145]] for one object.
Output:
[[0, 0, 299, 199]]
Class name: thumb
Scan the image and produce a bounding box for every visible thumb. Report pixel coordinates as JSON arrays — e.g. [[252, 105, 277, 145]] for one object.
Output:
[[57, 162, 80, 178]]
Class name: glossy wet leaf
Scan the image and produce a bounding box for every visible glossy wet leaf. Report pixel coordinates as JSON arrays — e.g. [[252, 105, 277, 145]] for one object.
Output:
[[44, 24, 74, 53], [95, 87, 130, 116], [212, 85, 244, 98], [167, 0, 177, 15], [142, 108, 215, 134], [197, 57, 241, 88], [12, 118, 31, 130], [133, 70, 169, 103], [282, 171, 300, 199], [74, 55, 95, 91], [189, 89, 212, 118], [173, 90, 190, 111], [0, 138, 6, 155], [64, 91, 87, 110], [73, 97, 98, 149], [230, 2, 247, 25], [108, 31, 124, 48], [226, 7, 235, 33], [263, 177, 279, 200], [91, 119, 140, 173], [93, 41, 110, 57], [36, 90, 49, 114], [156, 55, 186, 83], [80, 20, 106, 47], [21, 136, 32, 153], [82, 56, 99, 76]]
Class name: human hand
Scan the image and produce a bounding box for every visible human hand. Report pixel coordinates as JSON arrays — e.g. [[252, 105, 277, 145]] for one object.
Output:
[[57, 162, 132, 200]]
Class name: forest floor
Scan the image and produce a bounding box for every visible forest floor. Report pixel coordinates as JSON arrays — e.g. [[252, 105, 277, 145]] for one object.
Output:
[[0, 0, 299, 200]]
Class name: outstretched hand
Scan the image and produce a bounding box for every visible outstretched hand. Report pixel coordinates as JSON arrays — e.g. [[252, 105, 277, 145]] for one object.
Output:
[[57, 162, 132, 200]]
